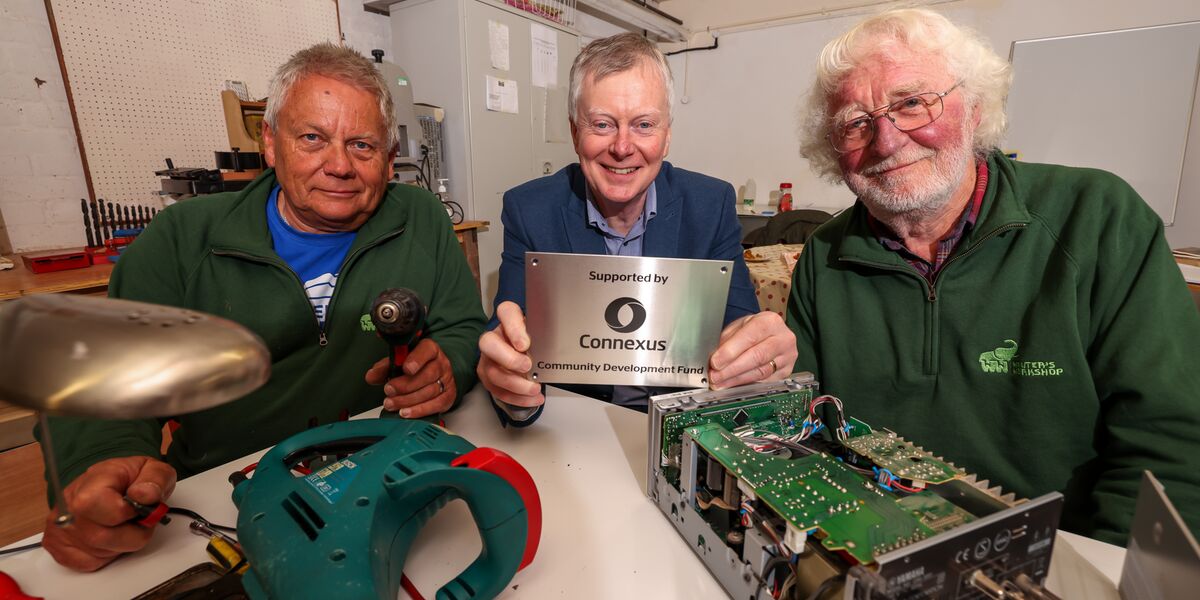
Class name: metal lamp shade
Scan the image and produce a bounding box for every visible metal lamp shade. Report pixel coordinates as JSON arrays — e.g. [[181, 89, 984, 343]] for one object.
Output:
[[0, 294, 270, 419]]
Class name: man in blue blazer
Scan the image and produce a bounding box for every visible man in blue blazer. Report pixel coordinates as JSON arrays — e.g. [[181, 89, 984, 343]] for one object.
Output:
[[478, 33, 797, 424]]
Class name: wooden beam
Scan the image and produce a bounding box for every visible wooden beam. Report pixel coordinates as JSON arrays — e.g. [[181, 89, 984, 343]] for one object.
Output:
[[42, 0, 96, 204]]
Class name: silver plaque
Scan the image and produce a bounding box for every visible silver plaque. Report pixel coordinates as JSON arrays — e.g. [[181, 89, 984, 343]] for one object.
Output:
[[525, 252, 732, 387]]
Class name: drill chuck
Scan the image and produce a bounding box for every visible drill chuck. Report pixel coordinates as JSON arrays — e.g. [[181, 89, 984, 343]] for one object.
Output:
[[371, 288, 425, 344]]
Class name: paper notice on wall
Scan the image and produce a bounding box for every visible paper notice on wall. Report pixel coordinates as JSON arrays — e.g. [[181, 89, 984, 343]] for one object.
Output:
[[530, 23, 557, 88], [489, 20, 510, 71], [486, 75, 519, 114]]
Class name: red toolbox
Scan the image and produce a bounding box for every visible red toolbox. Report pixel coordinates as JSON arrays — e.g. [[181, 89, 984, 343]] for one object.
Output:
[[21, 250, 90, 274]]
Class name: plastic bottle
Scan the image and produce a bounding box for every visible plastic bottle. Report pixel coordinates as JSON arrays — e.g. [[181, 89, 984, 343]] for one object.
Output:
[[778, 182, 793, 212], [437, 178, 453, 219], [743, 178, 756, 213]]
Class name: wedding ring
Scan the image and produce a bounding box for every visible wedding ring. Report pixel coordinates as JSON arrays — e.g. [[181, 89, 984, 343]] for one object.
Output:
[[768, 358, 778, 373], [436, 378, 445, 394]]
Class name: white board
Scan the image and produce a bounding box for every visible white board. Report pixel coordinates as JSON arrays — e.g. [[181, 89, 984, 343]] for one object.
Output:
[[1006, 21, 1200, 225]]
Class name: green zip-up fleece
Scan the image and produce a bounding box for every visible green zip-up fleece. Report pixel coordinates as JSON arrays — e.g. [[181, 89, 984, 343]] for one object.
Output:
[[39, 169, 485, 485], [787, 151, 1200, 545]]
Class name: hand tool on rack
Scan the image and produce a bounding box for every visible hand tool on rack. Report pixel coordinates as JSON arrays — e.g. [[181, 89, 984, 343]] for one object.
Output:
[[90, 199, 104, 245], [80, 199, 95, 248], [96, 198, 108, 242]]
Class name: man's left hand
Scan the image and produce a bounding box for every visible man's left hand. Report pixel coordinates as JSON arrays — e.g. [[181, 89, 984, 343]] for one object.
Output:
[[708, 311, 798, 390], [365, 338, 455, 418]]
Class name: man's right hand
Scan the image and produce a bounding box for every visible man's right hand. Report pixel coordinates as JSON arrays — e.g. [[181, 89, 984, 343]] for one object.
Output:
[[42, 456, 177, 572], [477, 301, 544, 408]]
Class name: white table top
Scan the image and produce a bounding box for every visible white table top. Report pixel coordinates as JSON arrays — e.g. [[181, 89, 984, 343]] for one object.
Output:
[[0, 386, 1125, 599]]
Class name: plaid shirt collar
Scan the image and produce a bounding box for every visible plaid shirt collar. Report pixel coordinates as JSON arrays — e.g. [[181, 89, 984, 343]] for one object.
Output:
[[867, 159, 989, 282]]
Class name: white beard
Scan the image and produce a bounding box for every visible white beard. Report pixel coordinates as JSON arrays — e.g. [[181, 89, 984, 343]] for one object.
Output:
[[844, 121, 975, 220]]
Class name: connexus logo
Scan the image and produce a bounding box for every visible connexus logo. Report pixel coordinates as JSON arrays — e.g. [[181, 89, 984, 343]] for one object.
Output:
[[605, 297, 647, 333], [581, 297, 666, 351]]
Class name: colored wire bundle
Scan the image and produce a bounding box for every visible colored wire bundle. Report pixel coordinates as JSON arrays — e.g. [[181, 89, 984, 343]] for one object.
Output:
[[805, 395, 850, 443], [873, 467, 924, 493]]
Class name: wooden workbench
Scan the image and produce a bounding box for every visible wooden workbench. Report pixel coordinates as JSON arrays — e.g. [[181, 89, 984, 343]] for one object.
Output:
[[0, 252, 113, 301]]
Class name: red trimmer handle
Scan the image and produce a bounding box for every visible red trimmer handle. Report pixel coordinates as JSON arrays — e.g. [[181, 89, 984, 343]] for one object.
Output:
[[451, 448, 542, 570], [0, 572, 42, 600]]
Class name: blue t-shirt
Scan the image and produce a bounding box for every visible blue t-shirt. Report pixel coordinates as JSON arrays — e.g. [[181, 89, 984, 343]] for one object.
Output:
[[266, 186, 356, 328]]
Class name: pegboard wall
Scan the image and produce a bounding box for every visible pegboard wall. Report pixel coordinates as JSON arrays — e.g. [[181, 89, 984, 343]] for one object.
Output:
[[49, 0, 340, 203]]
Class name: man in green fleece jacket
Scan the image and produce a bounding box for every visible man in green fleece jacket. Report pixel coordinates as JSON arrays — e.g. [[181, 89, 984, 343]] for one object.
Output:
[[38, 43, 484, 571], [788, 8, 1200, 545]]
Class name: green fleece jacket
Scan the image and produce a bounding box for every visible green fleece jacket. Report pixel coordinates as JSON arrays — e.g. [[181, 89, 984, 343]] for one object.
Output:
[[41, 170, 485, 484], [787, 151, 1200, 545]]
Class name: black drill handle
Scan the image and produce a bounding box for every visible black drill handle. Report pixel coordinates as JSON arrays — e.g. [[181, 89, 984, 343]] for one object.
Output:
[[371, 288, 426, 380]]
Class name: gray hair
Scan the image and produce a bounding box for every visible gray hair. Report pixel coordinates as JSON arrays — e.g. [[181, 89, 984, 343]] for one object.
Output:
[[568, 33, 675, 124], [264, 42, 398, 151], [798, 8, 1013, 182]]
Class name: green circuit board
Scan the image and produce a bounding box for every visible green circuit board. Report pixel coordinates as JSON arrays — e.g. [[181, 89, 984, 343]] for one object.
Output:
[[686, 421, 968, 564], [843, 431, 961, 484], [687, 423, 868, 528], [660, 389, 812, 470]]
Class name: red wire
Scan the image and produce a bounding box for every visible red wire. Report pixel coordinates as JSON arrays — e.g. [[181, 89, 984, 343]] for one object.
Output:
[[239, 460, 311, 476], [400, 573, 426, 600]]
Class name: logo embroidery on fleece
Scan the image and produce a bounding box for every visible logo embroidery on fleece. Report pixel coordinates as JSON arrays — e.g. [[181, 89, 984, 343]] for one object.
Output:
[[978, 339, 1063, 376], [360, 314, 376, 332]]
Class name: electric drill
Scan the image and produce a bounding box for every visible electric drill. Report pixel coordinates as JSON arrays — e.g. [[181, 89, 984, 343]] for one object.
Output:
[[371, 288, 426, 380]]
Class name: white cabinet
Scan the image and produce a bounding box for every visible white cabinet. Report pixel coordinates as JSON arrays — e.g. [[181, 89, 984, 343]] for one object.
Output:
[[389, 0, 581, 310]]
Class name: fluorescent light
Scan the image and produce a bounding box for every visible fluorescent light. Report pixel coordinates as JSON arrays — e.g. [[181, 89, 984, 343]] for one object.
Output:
[[577, 0, 689, 41]]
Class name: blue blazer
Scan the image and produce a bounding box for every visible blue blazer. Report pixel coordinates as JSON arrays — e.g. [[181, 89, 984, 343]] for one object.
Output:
[[491, 161, 759, 327]]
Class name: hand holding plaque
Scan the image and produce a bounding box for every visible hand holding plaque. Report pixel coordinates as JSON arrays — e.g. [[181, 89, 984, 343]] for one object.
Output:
[[707, 311, 798, 390], [478, 300, 545, 408]]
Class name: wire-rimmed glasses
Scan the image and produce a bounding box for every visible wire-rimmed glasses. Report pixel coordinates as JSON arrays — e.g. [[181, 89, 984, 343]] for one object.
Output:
[[827, 80, 964, 153]]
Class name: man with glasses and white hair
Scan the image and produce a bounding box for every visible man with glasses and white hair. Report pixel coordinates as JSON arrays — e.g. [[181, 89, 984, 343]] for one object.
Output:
[[38, 42, 485, 571], [478, 33, 798, 424], [787, 8, 1200, 544]]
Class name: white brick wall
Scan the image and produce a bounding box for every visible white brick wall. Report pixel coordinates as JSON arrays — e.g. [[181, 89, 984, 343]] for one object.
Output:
[[0, 1, 392, 254], [0, 0, 89, 253]]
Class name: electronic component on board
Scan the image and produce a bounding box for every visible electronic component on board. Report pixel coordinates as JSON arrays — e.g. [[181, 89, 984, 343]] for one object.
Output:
[[647, 374, 1064, 600]]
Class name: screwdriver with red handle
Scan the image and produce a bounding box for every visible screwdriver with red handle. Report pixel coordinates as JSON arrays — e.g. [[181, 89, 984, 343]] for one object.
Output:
[[125, 496, 171, 528]]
